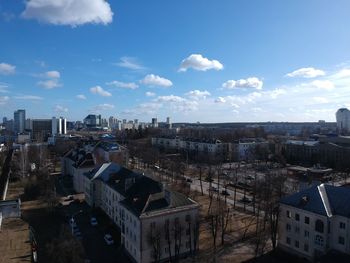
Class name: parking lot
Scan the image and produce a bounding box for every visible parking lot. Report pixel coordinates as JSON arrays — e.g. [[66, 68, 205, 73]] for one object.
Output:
[[56, 176, 131, 263]]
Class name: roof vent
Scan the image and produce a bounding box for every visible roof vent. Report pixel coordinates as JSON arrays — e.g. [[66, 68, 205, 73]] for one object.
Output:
[[300, 195, 309, 205]]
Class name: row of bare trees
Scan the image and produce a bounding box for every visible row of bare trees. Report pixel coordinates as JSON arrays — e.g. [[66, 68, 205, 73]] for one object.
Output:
[[148, 216, 200, 262]]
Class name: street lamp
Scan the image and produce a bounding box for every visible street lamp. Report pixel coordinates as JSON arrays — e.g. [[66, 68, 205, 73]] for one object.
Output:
[[70, 210, 83, 234]]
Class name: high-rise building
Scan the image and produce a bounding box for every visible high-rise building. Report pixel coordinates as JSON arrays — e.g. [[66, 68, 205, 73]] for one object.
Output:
[[52, 117, 67, 136], [152, 117, 158, 128], [166, 116, 172, 129], [84, 114, 102, 128], [14, 109, 25, 134], [2, 117, 7, 125], [336, 108, 350, 133], [32, 119, 52, 142]]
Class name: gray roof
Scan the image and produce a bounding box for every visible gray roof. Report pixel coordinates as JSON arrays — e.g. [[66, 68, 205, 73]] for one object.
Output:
[[280, 184, 350, 218]]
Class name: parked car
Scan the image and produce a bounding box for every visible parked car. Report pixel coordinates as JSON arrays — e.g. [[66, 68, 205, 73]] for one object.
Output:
[[186, 178, 193, 183], [90, 217, 98, 226], [64, 195, 74, 201], [104, 234, 114, 245], [240, 196, 252, 203], [221, 190, 230, 196], [209, 186, 218, 192]]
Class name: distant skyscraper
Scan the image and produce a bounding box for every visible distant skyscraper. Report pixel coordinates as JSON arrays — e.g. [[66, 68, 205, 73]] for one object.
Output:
[[14, 109, 25, 134], [152, 118, 158, 128], [166, 117, 172, 129], [2, 117, 7, 125], [336, 108, 350, 133], [52, 117, 67, 136]]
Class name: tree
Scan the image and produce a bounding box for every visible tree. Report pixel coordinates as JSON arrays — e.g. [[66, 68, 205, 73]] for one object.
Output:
[[46, 225, 85, 263], [148, 223, 162, 263]]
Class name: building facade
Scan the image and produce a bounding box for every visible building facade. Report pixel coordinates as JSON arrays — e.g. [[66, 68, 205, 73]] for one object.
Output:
[[14, 109, 25, 134], [336, 108, 350, 134], [278, 184, 350, 261]]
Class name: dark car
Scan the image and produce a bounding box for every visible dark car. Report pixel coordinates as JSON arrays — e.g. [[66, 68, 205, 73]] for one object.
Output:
[[221, 190, 230, 196], [186, 178, 193, 183]]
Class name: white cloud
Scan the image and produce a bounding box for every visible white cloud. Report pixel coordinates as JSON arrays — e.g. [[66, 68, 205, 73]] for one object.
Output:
[[76, 94, 87, 100], [312, 97, 328, 104], [92, 103, 115, 111], [37, 70, 62, 89], [45, 70, 60, 78], [179, 54, 223, 72], [0, 83, 9, 93], [310, 80, 334, 91], [106, 80, 138, 90], [54, 105, 68, 113], [222, 77, 263, 90], [215, 97, 226, 103], [269, 88, 287, 99], [115, 57, 145, 70], [140, 74, 173, 88], [286, 67, 325, 78], [156, 95, 198, 112], [332, 68, 350, 79], [21, 0, 113, 27], [90, 85, 112, 97], [0, 63, 15, 75], [185, 90, 211, 100], [38, 79, 62, 89], [123, 102, 161, 116], [145, 91, 156, 97], [0, 96, 9, 105], [14, 95, 43, 100]]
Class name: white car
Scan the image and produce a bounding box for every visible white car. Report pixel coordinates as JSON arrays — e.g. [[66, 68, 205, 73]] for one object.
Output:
[[104, 234, 114, 245], [90, 217, 98, 226]]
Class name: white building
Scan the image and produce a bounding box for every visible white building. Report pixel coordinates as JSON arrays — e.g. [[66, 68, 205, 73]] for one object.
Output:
[[278, 184, 350, 261], [82, 162, 200, 263], [52, 117, 67, 136], [336, 108, 350, 134], [231, 138, 269, 161]]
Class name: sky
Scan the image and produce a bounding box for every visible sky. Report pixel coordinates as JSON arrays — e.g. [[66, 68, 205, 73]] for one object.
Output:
[[1, 0, 350, 123]]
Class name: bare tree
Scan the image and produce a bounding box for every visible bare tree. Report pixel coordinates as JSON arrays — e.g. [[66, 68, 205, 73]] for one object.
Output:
[[148, 223, 162, 263]]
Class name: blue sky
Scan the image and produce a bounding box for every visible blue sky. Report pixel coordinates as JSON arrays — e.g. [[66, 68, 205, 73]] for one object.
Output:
[[1, 0, 350, 123]]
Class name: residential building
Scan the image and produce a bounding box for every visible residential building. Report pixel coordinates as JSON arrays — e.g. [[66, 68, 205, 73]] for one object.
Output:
[[32, 119, 52, 142], [230, 138, 269, 161], [336, 108, 350, 134], [152, 136, 228, 161], [152, 118, 158, 128], [93, 141, 129, 166], [84, 114, 102, 128], [278, 184, 350, 261], [14, 109, 25, 134], [82, 162, 199, 263]]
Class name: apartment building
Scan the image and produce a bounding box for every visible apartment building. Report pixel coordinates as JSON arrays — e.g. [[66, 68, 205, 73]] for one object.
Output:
[[82, 162, 200, 263], [278, 184, 350, 261], [152, 136, 227, 160]]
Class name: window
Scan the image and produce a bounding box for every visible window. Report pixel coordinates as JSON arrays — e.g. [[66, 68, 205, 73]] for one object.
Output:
[[295, 240, 299, 248], [286, 223, 291, 232], [186, 228, 190, 235], [186, 241, 191, 249], [304, 216, 310, 224], [340, 222, 346, 229], [295, 213, 300, 221], [286, 237, 291, 245], [338, 236, 345, 245], [315, 219, 324, 233], [150, 222, 156, 229], [286, 210, 291, 218], [304, 230, 309, 238], [304, 243, 309, 252], [295, 226, 300, 234], [185, 214, 191, 222], [315, 235, 324, 246]]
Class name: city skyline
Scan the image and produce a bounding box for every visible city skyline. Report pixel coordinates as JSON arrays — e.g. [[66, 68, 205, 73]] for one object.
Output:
[[1, 1, 350, 122]]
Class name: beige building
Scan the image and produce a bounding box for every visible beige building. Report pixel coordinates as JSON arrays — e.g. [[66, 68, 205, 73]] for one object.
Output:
[[82, 162, 200, 263], [278, 184, 350, 261]]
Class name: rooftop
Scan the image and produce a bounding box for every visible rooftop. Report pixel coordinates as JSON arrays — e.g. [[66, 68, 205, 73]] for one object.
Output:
[[280, 184, 350, 218]]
